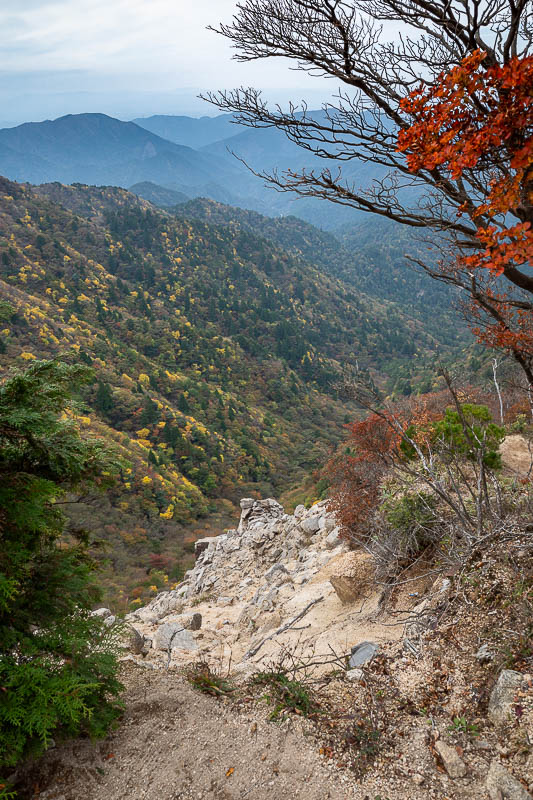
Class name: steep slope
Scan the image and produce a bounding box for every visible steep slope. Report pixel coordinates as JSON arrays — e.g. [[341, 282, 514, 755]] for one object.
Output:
[[170, 197, 470, 394], [0, 177, 448, 604]]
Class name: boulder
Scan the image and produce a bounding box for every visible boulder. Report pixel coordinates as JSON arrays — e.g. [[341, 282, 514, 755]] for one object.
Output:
[[155, 622, 184, 651], [300, 514, 322, 534], [435, 739, 468, 778], [486, 761, 532, 800], [128, 626, 145, 655], [348, 641, 379, 668], [154, 622, 197, 651], [91, 607, 112, 619], [168, 629, 198, 651], [488, 670, 525, 725], [239, 498, 284, 535], [323, 515, 337, 533], [325, 527, 342, 549], [329, 551, 374, 604]]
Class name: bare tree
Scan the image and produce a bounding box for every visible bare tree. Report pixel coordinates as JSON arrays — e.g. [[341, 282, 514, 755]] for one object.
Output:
[[204, 1, 533, 381]]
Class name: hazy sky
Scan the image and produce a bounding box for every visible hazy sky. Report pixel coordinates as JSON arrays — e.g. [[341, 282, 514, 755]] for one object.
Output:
[[0, 0, 335, 125]]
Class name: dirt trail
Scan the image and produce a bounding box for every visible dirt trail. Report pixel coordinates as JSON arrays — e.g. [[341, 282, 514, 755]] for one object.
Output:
[[21, 665, 356, 800]]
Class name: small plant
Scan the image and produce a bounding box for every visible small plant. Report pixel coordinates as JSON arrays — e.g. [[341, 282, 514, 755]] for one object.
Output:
[[346, 716, 381, 757], [191, 593, 213, 607], [448, 716, 480, 736], [185, 660, 236, 697], [251, 671, 319, 720], [0, 783, 16, 800]]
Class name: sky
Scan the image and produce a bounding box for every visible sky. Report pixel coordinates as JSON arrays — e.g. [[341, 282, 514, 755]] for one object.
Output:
[[0, 0, 336, 126]]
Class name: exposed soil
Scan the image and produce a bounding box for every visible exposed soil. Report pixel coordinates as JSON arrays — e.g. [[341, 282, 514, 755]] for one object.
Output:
[[17, 664, 357, 800]]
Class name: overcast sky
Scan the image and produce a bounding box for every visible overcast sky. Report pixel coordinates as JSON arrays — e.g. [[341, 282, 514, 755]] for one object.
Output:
[[0, 0, 336, 126]]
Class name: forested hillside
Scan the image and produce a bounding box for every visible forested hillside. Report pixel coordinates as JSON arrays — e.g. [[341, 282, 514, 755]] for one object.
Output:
[[0, 177, 463, 605]]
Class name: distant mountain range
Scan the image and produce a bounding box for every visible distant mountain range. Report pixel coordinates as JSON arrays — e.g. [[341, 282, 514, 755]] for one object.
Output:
[[0, 112, 386, 229], [132, 113, 237, 149]]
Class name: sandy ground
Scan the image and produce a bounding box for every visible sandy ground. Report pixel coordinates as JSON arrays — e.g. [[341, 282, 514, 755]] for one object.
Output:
[[19, 665, 357, 800]]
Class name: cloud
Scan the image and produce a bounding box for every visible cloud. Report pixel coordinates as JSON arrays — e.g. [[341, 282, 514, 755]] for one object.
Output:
[[0, 0, 322, 86], [0, 1, 338, 123]]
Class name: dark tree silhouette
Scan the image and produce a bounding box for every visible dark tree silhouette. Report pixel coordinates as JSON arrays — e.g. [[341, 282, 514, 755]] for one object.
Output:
[[205, 1, 533, 381]]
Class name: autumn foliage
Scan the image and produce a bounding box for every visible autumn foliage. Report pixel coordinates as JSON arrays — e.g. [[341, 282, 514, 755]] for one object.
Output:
[[398, 50, 533, 379], [326, 412, 399, 540]]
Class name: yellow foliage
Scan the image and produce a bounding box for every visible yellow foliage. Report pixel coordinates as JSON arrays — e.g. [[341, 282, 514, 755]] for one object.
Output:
[[20, 352, 36, 360], [160, 504, 174, 520]]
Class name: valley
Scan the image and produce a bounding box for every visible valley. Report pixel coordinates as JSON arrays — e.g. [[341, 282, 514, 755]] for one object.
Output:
[[0, 174, 468, 608]]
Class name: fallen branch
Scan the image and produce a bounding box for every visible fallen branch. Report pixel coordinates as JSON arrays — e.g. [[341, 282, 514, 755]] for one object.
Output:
[[243, 596, 324, 660]]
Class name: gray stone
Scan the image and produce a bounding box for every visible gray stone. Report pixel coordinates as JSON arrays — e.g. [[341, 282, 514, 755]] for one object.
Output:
[[264, 563, 291, 584], [155, 622, 184, 651], [435, 739, 468, 778], [217, 596, 234, 607], [489, 670, 525, 725], [300, 515, 322, 534], [169, 628, 198, 651], [486, 761, 532, 800], [325, 527, 342, 549], [293, 504, 306, 518], [91, 607, 112, 619], [349, 641, 379, 668], [128, 626, 145, 655], [324, 515, 336, 532], [189, 612, 202, 630], [103, 614, 116, 627]]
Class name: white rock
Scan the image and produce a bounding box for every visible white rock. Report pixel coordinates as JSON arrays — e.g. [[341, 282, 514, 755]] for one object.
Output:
[[486, 761, 532, 800], [435, 739, 468, 778], [489, 670, 525, 725], [300, 515, 322, 534], [325, 527, 342, 549], [346, 668, 364, 682], [91, 607, 112, 619]]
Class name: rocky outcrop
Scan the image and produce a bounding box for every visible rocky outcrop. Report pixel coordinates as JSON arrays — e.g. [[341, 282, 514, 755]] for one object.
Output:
[[124, 497, 360, 670]]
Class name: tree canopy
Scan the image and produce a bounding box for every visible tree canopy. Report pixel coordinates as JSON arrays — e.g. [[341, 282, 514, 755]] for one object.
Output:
[[0, 359, 123, 785]]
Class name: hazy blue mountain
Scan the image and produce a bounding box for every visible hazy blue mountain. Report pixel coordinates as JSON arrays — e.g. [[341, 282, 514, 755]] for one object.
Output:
[[132, 113, 238, 148], [0, 113, 241, 189], [0, 111, 413, 231]]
